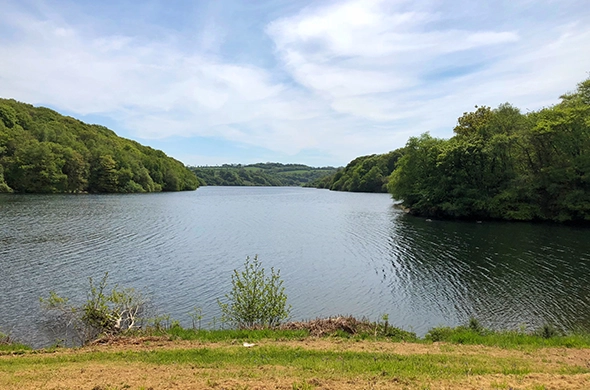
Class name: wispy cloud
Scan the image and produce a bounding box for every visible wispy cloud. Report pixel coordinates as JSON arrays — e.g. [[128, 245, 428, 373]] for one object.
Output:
[[0, 0, 588, 166]]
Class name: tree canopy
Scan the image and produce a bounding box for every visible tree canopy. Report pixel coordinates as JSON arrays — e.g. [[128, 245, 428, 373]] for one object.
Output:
[[388, 78, 590, 223], [0, 99, 198, 193], [308, 150, 404, 193]]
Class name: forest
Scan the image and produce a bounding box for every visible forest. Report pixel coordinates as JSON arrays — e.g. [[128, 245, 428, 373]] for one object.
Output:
[[0, 99, 198, 193], [191, 163, 337, 187], [388, 78, 590, 222], [311, 78, 590, 223], [306, 150, 403, 192]]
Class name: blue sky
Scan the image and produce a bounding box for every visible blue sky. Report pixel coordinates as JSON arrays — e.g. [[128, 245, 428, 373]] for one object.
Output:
[[1, 0, 589, 167]]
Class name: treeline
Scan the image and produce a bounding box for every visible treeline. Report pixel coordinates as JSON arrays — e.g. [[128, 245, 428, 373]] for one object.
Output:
[[306, 150, 403, 192], [310, 78, 590, 223], [190, 163, 337, 187], [389, 78, 590, 222], [0, 99, 198, 193]]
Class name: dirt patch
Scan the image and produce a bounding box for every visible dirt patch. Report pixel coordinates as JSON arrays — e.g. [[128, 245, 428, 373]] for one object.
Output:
[[6, 336, 590, 370], [3, 363, 590, 390], [3, 338, 590, 389]]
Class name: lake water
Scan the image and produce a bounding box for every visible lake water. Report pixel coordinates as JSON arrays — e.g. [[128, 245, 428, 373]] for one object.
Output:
[[1, 186, 589, 347]]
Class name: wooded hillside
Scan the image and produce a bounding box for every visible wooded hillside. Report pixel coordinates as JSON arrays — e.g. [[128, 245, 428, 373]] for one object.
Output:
[[0, 99, 198, 193], [307, 150, 403, 192], [191, 163, 337, 187], [388, 78, 590, 223]]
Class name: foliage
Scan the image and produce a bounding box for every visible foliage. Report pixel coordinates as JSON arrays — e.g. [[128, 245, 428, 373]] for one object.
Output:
[[388, 78, 590, 223], [41, 273, 147, 345], [188, 307, 204, 330], [0, 164, 12, 192], [218, 256, 291, 329], [308, 150, 404, 193], [0, 98, 198, 193], [535, 324, 561, 339], [190, 163, 337, 187]]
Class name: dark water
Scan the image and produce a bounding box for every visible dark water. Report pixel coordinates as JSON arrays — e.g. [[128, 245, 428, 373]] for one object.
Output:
[[1, 187, 589, 347]]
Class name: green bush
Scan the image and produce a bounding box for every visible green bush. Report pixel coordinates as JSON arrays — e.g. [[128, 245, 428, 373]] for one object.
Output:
[[218, 256, 291, 329], [535, 324, 561, 339]]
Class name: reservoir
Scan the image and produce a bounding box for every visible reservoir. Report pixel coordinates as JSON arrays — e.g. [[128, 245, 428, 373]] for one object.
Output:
[[1, 186, 589, 347]]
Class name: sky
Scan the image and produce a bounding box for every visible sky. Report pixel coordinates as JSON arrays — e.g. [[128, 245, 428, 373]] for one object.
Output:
[[0, 0, 589, 167]]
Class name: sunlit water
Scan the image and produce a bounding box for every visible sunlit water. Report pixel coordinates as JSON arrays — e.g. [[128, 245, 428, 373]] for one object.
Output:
[[1, 187, 589, 347]]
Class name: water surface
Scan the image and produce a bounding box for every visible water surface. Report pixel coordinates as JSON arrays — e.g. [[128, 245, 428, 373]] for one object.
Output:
[[1, 187, 589, 347]]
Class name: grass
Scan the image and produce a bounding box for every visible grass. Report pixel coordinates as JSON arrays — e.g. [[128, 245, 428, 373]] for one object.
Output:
[[0, 344, 548, 379], [6, 318, 590, 352], [425, 324, 590, 349], [0, 332, 31, 353], [0, 343, 31, 353], [166, 327, 310, 342]]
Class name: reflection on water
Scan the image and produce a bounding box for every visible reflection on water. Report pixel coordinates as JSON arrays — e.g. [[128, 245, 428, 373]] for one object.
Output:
[[386, 216, 590, 332], [1, 187, 589, 347]]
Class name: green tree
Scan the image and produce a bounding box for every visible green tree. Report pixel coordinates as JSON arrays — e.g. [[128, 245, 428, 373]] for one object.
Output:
[[0, 104, 17, 129], [91, 154, 119, 193], [315, 150, 403, 193], [62, 147, 89, 193], [8, 140, 68, 193], [0, 164, 12, 193], [387, 134, 447, 216]]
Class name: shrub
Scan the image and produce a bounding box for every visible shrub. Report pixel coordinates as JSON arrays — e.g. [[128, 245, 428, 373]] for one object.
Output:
[[536, 323, 561, 339], [218, 255, 291, 329], [425, 326, 455, 342], [468, 317, 483, 334], [41, 273, 146, 345]]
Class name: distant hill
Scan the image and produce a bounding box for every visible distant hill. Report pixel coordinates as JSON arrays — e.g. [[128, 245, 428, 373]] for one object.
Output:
[[190, 163, 338, 187], [0, 99, 198, 193], [305, 150, 404, 193]]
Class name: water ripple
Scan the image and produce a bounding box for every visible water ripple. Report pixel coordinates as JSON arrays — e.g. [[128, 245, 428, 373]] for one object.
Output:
[[1, 189, 589, 347]]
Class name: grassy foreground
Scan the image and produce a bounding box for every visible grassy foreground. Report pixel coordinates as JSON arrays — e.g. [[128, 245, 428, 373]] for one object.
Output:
[[2, 325, 590, 390]]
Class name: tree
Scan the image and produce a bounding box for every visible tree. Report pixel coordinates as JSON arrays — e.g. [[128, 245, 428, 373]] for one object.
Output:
[[91, 154, 119, 193], [0, 164, 12, 192], [387, 133, 447, 216], [62, 147, 89, 193], [8, 140, 68, 193], [0, 103, 17, 129], [218, 256, 291, 329]]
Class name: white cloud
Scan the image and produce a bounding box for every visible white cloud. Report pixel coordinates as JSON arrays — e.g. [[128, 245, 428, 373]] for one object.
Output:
[[266, 0, 590, 141], [0, 0, 589, 166]]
